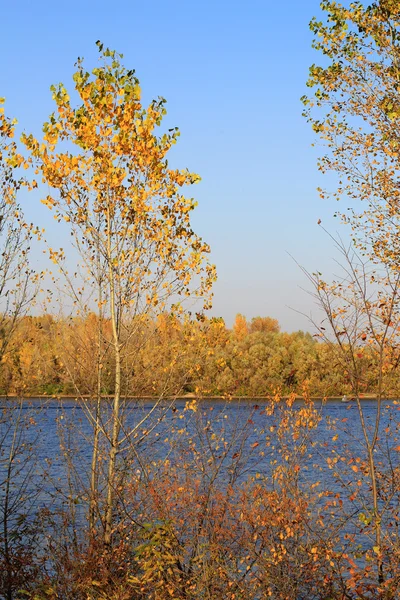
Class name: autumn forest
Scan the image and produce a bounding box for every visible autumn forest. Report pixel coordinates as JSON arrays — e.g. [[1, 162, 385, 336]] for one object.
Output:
[[0, 312, 396, 399]]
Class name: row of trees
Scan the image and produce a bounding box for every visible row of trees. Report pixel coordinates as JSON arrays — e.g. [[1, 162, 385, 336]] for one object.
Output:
[[0, 311, 396, 398]]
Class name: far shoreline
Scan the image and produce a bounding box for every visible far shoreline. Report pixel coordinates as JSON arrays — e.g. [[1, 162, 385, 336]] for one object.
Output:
[[0, 393, 388, 402]]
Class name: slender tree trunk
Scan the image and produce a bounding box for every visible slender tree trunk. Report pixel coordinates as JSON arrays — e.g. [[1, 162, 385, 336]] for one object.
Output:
[[104, 205, 121, 547], [104, 312, 121, 546], [3, 430, 15, 600], [355, 354, 384, 584], [89, 354, 102, 533], [89, 242, 104, 535], [3, 403, 22, 600]]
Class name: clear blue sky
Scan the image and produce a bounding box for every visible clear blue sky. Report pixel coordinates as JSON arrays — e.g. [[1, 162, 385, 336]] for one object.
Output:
[[0, 0, 348, 331]]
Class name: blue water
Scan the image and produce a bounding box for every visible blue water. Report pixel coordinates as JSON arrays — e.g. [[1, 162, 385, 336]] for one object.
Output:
[[1, 398, 399, 550]]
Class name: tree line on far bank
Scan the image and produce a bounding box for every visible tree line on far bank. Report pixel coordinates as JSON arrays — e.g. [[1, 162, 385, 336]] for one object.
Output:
[[0, 311, 394, 398]]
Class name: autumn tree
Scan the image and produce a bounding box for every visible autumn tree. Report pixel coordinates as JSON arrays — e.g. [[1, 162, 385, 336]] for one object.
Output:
[[23, 43, 216, 547], [0, 103, 44, 600], [249, 315, 280, 334], [232, 313, 248, 340], [303, 0, 400, 268], [304, 1, 400, 591], [0, 101, 38, 371]]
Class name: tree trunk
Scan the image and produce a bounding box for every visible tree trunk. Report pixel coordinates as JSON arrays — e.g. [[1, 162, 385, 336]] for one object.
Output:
[[104, 205, 121, 547]]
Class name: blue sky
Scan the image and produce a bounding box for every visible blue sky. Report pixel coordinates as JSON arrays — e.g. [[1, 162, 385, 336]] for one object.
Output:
[[0, 0, 348, 331]]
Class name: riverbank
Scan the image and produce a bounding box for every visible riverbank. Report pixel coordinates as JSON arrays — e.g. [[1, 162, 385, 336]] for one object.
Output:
[[0, 393, 384, 401]]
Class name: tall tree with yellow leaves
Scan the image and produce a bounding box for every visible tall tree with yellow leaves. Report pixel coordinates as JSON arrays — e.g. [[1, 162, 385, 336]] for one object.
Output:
[[303, 0, 400, 267], [0, 101, 38, 367], [0, 102, 44, 600], [304, 1, 400, 590], [23, 43, 216, 547]]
